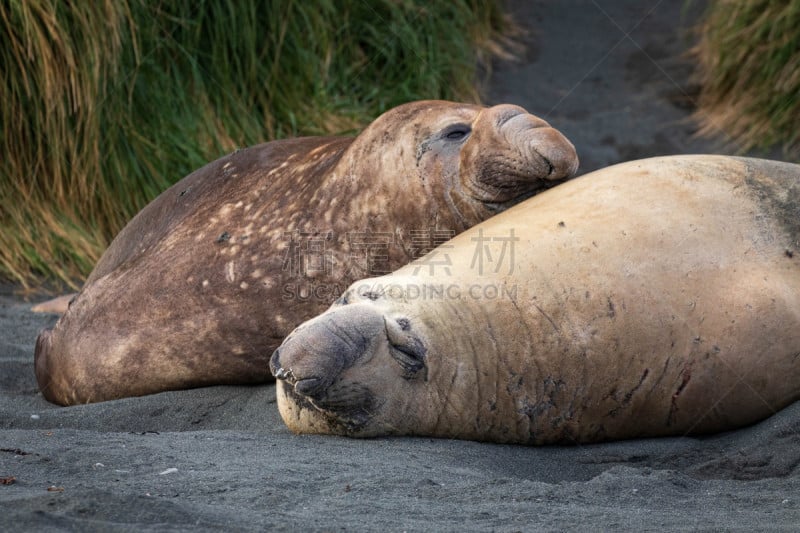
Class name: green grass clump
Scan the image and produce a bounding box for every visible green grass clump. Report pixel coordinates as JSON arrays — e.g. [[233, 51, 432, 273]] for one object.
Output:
[[693, 0, 800, 155], [1, 0, 515, 290]]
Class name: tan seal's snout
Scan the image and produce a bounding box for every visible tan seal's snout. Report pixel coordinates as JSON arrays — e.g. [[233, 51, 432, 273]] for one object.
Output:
[[269, 303, 385, 400]]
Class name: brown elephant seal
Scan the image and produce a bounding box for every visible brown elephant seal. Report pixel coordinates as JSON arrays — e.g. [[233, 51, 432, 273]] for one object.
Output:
[[35, 100, 578, 406], [270, 155, 800, 445]]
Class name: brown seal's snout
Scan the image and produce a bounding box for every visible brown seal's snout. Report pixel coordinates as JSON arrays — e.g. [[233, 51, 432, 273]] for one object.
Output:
[[270, 304, 385, 400], [494, 105, 579, 181], [461, 104, 579, 205]]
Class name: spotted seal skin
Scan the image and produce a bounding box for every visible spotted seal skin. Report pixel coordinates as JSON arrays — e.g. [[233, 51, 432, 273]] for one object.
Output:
[[35, 100, 578, 405], [271, 155, 800, 445]]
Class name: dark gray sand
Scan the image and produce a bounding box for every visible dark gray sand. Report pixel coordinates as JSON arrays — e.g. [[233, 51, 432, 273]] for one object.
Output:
[[3, 1, 798, 530]]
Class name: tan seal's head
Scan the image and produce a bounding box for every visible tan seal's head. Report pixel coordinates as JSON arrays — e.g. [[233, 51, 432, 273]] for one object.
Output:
[[269, 295, 436, 438], [269, 275, 491, 440]]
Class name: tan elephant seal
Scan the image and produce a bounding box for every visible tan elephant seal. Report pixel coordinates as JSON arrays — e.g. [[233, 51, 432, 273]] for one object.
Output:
[[35, 100, 578, 406], [270, 155, 800, 445]]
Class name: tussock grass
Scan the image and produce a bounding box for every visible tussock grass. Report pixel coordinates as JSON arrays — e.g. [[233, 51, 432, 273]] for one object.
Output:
[[1, 0, 514, 290], [692, 0, 800, 156]]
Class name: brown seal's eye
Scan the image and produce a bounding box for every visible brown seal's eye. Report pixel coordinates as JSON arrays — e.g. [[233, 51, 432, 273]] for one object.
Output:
[[443, 124, 471, 141]]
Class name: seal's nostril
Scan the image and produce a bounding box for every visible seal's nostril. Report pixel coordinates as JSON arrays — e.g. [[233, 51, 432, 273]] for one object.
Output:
[[272, 363, 300, 386]]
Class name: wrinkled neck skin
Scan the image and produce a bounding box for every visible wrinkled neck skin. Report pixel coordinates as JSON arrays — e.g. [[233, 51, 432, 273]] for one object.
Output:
[[361, 282, 538, 444]]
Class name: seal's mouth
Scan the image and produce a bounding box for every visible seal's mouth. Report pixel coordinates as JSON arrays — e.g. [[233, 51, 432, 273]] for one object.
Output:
[[276, 377, 377, 434], [272, 353, 379, 434], [273, 366, 327, 400], [478, 172, 568, 213]]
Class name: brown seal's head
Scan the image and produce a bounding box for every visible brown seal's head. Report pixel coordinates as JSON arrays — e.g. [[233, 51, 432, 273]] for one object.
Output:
[[345, 101, 578, 225]]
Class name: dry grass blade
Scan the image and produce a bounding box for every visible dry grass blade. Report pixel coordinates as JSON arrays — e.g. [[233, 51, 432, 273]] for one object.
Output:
[[692, 0, 800, 157], [0, 0, 516, 290]]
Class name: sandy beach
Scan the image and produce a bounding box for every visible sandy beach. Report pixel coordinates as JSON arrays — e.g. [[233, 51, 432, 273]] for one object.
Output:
[[2, 1, 798, 530]]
